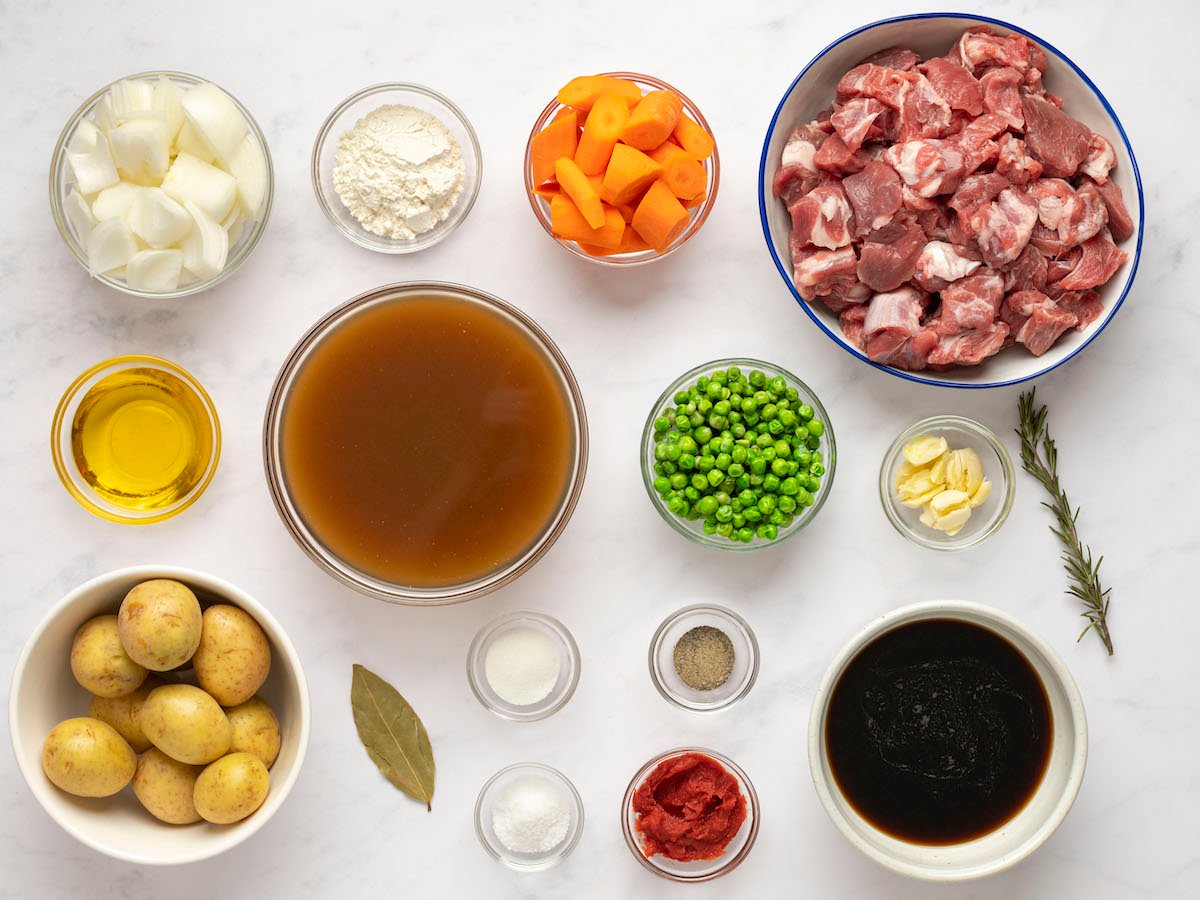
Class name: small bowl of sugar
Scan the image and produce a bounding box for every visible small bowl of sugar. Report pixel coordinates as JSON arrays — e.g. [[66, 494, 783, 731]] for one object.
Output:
[[467, 610, 580, 722], [475, 763, 584, 871], [311, 82, 482, 253]]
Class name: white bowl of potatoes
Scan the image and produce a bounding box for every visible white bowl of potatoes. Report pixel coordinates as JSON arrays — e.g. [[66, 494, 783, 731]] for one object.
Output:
[[8, 565, 309, 865]]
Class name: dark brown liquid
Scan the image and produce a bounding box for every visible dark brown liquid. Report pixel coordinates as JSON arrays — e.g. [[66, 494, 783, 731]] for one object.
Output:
[[280, 293, 576, 588], [825, 619, 1052, 845]]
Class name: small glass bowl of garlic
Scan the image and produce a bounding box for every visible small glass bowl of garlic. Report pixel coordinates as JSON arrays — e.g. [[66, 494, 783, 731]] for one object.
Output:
[[879, 415, 1015, 552], [50, 71, 273, 299]]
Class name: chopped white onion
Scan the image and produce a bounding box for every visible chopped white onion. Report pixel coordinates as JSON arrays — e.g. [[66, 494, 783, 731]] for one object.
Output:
[[181, 83, 247, 164], [174, 122, 217, 164], [126, 249, 184, 293], [63, 189, 96, 240], [228, 133, 268, 218], [109, 117, 170, 183], [181, 200, 228, 280], [161, 152, 237, 222], [127, 187, 192, 247], [87, 218, 138, 275], [91, 181, 142, 221], [66, 120, 119, 195], [152, 76, 185, 142], [108, 79, 155, 123]]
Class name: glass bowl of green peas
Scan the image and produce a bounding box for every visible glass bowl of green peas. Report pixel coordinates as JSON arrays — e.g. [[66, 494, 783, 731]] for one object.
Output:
[[641, 358, 836, 550]]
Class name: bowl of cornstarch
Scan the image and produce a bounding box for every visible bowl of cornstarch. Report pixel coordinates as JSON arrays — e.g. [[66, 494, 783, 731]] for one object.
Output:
[[311, 83, 482, 253], [467, 610, 580, 722], [475, 763, 584, 871]]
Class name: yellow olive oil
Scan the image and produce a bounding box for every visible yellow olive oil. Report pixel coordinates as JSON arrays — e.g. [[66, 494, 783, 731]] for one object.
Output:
[[70, 367, 213, 511]]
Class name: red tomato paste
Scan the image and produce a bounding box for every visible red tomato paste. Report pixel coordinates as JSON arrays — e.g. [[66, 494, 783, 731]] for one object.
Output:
[[632, 752, 747, 861]]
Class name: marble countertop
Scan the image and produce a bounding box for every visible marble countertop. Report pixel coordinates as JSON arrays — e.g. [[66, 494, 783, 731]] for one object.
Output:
[[3, 0, 1197, 896]]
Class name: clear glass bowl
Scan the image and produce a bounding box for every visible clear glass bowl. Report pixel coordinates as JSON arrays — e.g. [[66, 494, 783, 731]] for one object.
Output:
[[50, 71, 273, 299], [311, 83, 481, 253], [649, 604, 759, 712], [467, 611, 581, 722], [262, 281, 588, 605], [622, 748, 760, 882], [640, 357, 836, 551], [51, 355, 221, 525], [523, 72, 719, 266], [879, 414, 1016, 551], [475, 763, 584, 871]]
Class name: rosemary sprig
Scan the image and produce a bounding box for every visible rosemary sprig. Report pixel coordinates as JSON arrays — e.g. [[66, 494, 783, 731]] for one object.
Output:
[[1017, 389, 1114, 656]]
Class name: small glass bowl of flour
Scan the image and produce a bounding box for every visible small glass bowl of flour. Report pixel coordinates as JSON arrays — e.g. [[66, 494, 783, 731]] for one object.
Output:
[[475, 763, 584, 871], [467, 610, 580, 722], [312, 83, 481, 253]]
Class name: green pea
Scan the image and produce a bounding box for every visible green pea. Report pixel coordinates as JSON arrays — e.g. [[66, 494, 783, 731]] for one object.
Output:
[[796, 488, 812, 506], [667, 496, 687, 515], [755, 433, 773, 448], [778, 409, 797, 429], [760, 494, 779, 514], [664, 443, 682, 461], [716, 504, 734, 522], [749, 456, 767, 475], [773, 440, 791, 457], [661, 461, 677, 475], [670, 473, 687, 490], [708, 415, 727, 431], [715, 453, 731, 471], [763, 473, 781, 492], [778, 494, 797, 513], [761, 447, 776, 462], [703, 519, 718, 535], [735, 475, 750, 491], [731, 446, 748, 464], [771, 458, 790, 477], [741, 397, 757, 414], [653, 475, 670, 494], [728, 410, 743, 424], [757, 523, 778, 540], [796, 450, 812, 467], [727, 462, 745, 479], [738, 527, 754, 543], [687, 473, 705, 490], [707, 469, 725, 487], [805, 474, 821, 492], [712, 369, 727, 385], [736, 488, 754, 506], [761, 403, 778, 421], [696, 495, 719, 516], [678, 453, 696, 470], [785, 387, 799, 402], [654, 416, 670, 433], [705, 382, 723, 400], [684, 486, 700, 502], [811, 462, 826, 476], [732, 514, 746, 529], [716, 521, 733, 536], [749, 473, 765, 487], [743, 507, 762, 523], [721, 478, 737, 494], [806, 435, 821, 450], [769, 376, 787, 394], [694, 426, 713, 445], [798, 404, 814, 421], [780, 477, 799, 496], [689, 412, 704, 427], [727, 365, 742, 380], [808, 419, 825, 437], [731, 423, 746, 438], [713, 399, 731, 417]]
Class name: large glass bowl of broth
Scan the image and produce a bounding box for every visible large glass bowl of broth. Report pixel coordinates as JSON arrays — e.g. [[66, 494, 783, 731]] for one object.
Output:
[[263, 282, 588, 605]]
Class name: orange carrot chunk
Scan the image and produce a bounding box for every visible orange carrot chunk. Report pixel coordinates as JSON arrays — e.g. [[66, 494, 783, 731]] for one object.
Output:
[[550, 194, 625, 250], [672, 113, 715, 160], [532, 181, 561, 200], [600, 143, 664, 207], [531, 112, 579, 186], [631, 179, 691, 252], [682, 190, 707, 209], [620, 90, 683, 151], [557, 75, 643, 111], [555, 157, 605, 228], [646, 141, 706, 200], [574, 93, 630, 176]]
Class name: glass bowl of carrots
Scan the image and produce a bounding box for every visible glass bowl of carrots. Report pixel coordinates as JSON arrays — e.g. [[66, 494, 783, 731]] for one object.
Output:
[[524, 72, 719, 266]]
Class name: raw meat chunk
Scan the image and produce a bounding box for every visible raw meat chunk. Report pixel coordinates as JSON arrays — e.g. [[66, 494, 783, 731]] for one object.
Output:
[[842, 161, 902, 236], [939, 271, 1005, 332], [792, 244, 859, 300], [962, 187, 1038, 267], [979, 67, 1024, 130], [897, 72, 954, 140], [813, 132, 868, 175], [789, 183, 856, 250], [884, 139, 967, 198], [955, 28, 1047, 77], [1021, 94, 1092, 177], [1080, 134, 1115, 183], [1056, 232, 1127, 290], [839, 303, 869, 349], [837, 63, 911, 107], [1056, 290, 1105, 330], [1017, 303, 1078, 356], [913, 240, 982, 291], [773, 124, 830, 205], [860, 46, 919, 70], [1000, 288, 1052, 332], [1088, 176, 1135, 241], [1045, 248, 1082, 287], [919, 57, 983, 115], [857, 222, 926, 292], [927, 321, 1010, 366], [1056, 181, 1108, 249], [948, 172, 1009, 215], [864, 288, 938, 368], [831, 98, 888, 153], [1003, 244, 1048, 293], [996, 133, 1043, 185], [1025, 178, 1073, 229]]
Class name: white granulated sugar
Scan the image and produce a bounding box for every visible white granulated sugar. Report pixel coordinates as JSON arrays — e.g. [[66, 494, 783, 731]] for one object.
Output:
[[491, 775, 571, 855], [484, 626, 561, 706], [332, 104, 464, 240]]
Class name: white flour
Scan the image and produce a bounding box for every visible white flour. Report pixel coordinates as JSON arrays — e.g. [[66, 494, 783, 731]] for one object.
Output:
[[333, 104, 464, 240]]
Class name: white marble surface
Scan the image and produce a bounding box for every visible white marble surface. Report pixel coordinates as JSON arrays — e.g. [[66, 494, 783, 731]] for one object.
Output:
[[2, 0, 1198, 896]]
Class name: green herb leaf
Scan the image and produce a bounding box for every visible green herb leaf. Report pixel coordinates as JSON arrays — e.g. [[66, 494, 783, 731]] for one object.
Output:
[[350, 664, 435, 810]]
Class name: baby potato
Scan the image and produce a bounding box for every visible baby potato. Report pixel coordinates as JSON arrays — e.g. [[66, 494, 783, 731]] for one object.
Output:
[[140, 684, 231, 765], [193, 752, 270, 825], [225, 696, 281, 768], [42, 717, 136, 798], [87, 675, 163, 752], [133, 748, 203, 824], [192, 604, 271, 706], [70, 614, 147, 698], [117, 579, 203, 671]]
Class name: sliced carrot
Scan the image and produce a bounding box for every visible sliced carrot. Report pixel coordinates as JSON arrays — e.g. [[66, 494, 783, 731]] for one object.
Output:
[[587, 174, 603, 194], [646, 140, 689, 166], [557, 75, 642, 111], [615, 198, 639, 222], [532, 181, 561, 200], [646, 140, 706, 200], [620, 90, 683, 151], [682, 190, 707, 209], [531, 112, 578, 186], [552, 106, 575, 123], [631, 179, 690, 252], [600, 143, 663, 207], [555, 157, 604, 228], [550, 194, 625, 250], [574, 93, 630, 176], [616, 227, 652, 253], [672, 113, 715, 160]]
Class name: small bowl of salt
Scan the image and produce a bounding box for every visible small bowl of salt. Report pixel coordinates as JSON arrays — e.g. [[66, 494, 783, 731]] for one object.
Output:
[[475, 763, 584, 871], [467, 610, 581, 722], [311, 82, 482, 253]]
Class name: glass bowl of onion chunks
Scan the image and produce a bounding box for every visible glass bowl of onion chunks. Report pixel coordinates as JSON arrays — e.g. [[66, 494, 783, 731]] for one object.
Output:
[[524, 72, 719, 265], [50, 71, 273, 299], [879, 415, 1015, 552]]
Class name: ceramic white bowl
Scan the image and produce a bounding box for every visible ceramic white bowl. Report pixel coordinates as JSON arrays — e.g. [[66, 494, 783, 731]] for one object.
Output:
[[808, 600, 1086, 881], [9, 566, 310, 865], [759, 13, 1144, 388]]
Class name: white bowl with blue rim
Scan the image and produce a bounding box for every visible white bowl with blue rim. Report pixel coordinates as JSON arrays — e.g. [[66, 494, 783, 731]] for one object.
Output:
[[758, 13, 1143, 389]]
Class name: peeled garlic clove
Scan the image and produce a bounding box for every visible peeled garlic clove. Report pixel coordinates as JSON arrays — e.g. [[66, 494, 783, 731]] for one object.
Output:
[[181, 82, 247, 164], [933, 506, 972, 535], [228, 134, 268, 218], [969, 478, 993, 508], [929, 489, 971, 515], [161, 153, 237, 222], [919, 506, 937, 528], [109, 118, 170, 183], [108, 79, 155, 123], [66, 120, 120, 195], [897, 471, 936, 501], [175, 122, 217, 164], [181, 200, 228, 279], [903, 435, 949, 466], [152, 76, 185, 142], [128, 188, 192, 248], [91, 182, 141, 221], [901, 485, 943, 508], [960, 448, 984, 494], [87, 218, 138, 276], [125, 249, 183, 293], [929, 452, 951, 485], [63, 189, 96, 240]]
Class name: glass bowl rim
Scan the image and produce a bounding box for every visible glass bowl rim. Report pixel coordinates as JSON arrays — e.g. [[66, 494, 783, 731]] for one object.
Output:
[[523, 71, 720, 267], [878, 414, 1016, 552], [620, 746, 761, 882], [261, 280, 589, 606], [50, 354, 222, 525], [49, 69, 274, 300], [466, 610, 582, 722], [640, 356, 837, 551], [474, 761, 585, 871], [647, 603, 760, 712], [310, 81, 482, 254]]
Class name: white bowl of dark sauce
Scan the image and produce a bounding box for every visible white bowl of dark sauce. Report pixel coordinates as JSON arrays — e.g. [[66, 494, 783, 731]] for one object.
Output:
[[808, 600, 1087, 881]]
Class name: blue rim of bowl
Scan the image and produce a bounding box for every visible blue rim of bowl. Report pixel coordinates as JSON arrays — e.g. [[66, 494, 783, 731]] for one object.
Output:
[[756, 11, 1145, 389]]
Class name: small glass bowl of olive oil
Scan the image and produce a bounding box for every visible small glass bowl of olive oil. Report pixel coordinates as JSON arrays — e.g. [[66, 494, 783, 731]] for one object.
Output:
[[51, 355, 220, 524]]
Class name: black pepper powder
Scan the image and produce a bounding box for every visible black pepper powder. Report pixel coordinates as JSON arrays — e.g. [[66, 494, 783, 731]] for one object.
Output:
[[673, 625, 736, 691]]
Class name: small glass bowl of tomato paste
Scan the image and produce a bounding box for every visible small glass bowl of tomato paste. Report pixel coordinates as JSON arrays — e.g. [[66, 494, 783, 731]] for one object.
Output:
[[622, 748, 760, 882]]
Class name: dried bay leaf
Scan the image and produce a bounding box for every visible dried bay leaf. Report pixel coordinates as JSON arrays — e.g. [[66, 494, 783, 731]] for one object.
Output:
[[351, 664, 435, 810]]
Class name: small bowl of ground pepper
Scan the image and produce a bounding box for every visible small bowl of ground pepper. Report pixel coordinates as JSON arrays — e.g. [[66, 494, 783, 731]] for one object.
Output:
[[622, 748, 759, 882], [649, 604, 759, 712]]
